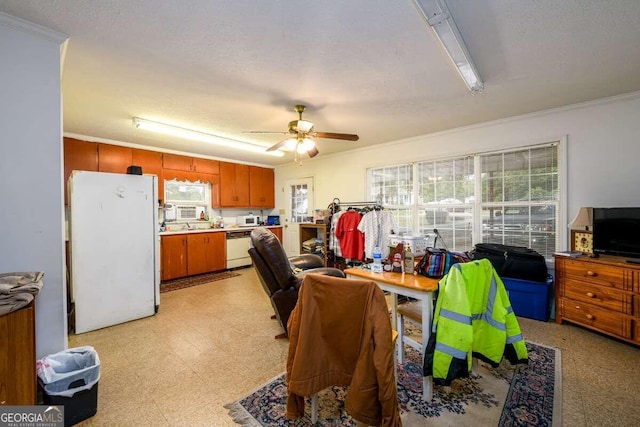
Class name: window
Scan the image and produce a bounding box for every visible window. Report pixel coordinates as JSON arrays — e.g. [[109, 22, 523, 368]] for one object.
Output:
[[165, 180, 209, 206], [368, 143, 559, 258]]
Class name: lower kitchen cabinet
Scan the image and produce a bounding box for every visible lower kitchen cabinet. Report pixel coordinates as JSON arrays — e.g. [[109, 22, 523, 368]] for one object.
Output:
[[161, 232, 226, 281], [187, 232, 226, 276], [0, 301, 36, 405], [161, 234, 188, 280]]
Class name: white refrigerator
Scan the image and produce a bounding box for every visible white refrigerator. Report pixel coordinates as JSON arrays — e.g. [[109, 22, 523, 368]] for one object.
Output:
[[69, 171, 160, 334]]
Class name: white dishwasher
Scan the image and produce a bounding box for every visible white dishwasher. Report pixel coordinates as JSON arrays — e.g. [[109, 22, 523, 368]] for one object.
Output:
[[226, 230, 252, 268]]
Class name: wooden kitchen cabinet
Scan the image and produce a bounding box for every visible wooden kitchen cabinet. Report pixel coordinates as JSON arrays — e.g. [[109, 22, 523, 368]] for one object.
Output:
[[249, 166, 275, 208], [98, 143, 132, 173], [161, 234, 188, 281], [162, 232, 226, 281], [270, 226, 283, 242], [187, 232, 225, 275], [0, 301, 36, 405], [64, 137, 98, 205], [555, 254, 640, 345], [163, 153, 219, 173], [219, 162, 250, 207], [132, 148, 164, 201]]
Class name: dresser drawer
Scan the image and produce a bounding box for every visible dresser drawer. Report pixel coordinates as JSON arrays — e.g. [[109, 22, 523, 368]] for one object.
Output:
[[564, 278, 634, 314], [560, 299, 633, 339], [564, 259, 628, 290]]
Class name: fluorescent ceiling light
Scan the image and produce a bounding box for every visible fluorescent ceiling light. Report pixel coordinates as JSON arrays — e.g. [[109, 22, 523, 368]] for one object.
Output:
[[412, 0, 484, 93], [132, 117, 284, 157]]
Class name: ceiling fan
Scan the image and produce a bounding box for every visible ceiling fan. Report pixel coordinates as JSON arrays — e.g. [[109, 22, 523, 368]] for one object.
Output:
[[244, 105, 359, 161]]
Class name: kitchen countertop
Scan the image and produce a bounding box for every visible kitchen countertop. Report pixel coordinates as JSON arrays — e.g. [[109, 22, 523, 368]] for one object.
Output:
[[159, 225, 282, 236]]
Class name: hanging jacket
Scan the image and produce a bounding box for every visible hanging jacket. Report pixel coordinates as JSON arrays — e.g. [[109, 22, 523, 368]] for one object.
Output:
[[424, 259, 528, 385], [286, 273, 402, 426]]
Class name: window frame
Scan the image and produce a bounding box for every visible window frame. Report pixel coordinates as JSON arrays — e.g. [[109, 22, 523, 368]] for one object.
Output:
[[367, 138, 566, 259]]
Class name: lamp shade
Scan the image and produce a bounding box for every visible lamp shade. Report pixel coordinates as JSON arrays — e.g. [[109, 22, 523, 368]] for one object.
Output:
[[569, 207, 593, 230]]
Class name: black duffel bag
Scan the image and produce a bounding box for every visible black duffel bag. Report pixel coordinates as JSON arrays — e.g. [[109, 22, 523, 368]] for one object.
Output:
[[470, 243, 547, 282]]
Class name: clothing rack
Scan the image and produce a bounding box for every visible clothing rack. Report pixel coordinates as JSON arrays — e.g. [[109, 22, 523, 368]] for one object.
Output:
[[330, 198, 383, 213]]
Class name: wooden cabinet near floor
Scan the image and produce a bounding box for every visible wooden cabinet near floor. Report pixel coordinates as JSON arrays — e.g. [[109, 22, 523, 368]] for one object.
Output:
[[161, 234, 188, 281], [0, 301, 36, 405], [161, 232, 226, 281], [219, 162, 250, 207], [555, 254, 640, 345], [187, 232, 226, 276], [249, 166, 275, 208], [299, 223, 327, 266]]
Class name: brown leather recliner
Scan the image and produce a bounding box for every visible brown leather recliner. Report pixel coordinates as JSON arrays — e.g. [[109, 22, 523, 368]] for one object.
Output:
[[248, 227, 345, 337]]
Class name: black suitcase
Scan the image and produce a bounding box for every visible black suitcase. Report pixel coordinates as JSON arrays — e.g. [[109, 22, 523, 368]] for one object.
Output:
[[470, 243, 548, 282]]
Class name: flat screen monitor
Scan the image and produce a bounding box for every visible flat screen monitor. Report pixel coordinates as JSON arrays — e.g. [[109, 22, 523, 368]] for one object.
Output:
[[593, 207, 640, 258]]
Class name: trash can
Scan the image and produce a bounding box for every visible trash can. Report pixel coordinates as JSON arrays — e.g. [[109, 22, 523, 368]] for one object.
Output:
[[36, 346, 100, 426]]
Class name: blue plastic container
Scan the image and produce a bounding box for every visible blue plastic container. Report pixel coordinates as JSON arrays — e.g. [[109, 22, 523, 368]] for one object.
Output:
[[502, 277, 553, 321]]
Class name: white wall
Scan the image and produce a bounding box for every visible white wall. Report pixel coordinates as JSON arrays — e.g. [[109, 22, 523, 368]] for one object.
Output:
[[0, 13, 68, 357], [275, 92, 640, 249]]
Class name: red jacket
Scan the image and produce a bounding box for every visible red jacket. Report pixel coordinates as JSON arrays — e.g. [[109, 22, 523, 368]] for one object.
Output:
[[286, 273, 402, 426]]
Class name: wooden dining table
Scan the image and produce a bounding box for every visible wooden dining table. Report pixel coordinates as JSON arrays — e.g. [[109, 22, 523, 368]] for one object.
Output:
[[344, 267, 439, 400]]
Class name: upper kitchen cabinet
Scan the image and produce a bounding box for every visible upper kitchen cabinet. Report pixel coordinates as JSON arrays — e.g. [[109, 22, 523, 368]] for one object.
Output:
[[249, 166, 275, 208], [64, 137, 97, 205], [219, 162, 250, 207], [98, 144, 132, 173], [131, 148, 164, 201], [163, 153, 219, 174]]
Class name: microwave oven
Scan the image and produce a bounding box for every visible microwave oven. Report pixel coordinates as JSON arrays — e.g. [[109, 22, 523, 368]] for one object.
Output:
[[237, 215, 261, 227]]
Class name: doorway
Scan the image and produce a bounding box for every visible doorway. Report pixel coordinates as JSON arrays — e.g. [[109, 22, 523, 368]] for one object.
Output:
[[283, 178, 314, 255]]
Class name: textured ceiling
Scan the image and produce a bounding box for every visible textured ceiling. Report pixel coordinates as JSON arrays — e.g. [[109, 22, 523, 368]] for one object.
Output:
[[2, 0, 640, 166]]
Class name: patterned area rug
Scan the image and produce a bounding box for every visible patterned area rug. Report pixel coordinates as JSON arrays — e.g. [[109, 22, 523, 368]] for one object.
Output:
[[160, 271, 240, 293], [225, 342, 561, 426]]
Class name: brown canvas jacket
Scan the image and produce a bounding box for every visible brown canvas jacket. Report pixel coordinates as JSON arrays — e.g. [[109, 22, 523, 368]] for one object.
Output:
[[286, 273, 402, 426]]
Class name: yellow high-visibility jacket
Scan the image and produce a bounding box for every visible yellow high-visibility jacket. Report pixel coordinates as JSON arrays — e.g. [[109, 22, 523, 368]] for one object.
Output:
[[424, 259, 529, 385]]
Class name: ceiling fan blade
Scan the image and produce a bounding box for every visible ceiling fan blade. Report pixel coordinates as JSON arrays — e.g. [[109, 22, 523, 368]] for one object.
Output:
[[243, 131, 289, 135], [314, 132, 359, 141], [307, 146, 320, 158], [266, 139, 290, 152]]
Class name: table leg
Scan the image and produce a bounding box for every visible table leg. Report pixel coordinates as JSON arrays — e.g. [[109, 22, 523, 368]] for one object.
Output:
[[422, 294, 433, 400]]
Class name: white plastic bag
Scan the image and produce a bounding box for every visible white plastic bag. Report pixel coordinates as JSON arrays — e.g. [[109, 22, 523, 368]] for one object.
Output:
[[36, 346, 100, 397]]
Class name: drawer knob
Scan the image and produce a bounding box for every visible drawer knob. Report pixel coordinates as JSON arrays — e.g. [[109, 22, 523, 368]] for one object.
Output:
[[586, 314, 594, 320], [586, 292, 595, 298], [586, 270, 597, 276]]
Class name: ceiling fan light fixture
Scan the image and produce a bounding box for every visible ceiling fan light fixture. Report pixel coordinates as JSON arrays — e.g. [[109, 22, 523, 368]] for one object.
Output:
[[300, 137, 315, 152], [283, 137, 298, 151], [412, 0, 484, 93], [132, 117, 284, 157]]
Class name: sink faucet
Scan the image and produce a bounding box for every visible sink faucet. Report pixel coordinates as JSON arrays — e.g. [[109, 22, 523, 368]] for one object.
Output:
[[186, 222, 192, 230]]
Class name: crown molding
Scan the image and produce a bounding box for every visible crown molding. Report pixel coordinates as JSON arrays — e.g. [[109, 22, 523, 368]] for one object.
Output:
[[0, 12, 68, 44]]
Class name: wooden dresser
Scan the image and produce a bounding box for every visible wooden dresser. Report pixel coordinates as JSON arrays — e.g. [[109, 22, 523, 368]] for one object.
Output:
[[555, 254, 640, 344]]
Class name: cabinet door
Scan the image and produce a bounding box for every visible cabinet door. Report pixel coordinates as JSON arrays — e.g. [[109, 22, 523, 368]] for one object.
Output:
[[132, 148, 164, 201], [271, 227, 283, 242], [163, 153, 193, 171], [64, 138, 98, 205], [220, 163, 250, 207], [98, 144, 132, 173], [187, 234, 210, 276], [192, 158, 220, 174], [199, 174, 220, 208], [0, 302, 36, 405], [207, 232, 227, 271], [161, 235, 188, 280], [249, 166, 275, 207]]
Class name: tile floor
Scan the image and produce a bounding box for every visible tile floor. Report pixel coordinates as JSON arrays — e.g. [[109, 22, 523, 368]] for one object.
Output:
[[68, 268, 640, 426]]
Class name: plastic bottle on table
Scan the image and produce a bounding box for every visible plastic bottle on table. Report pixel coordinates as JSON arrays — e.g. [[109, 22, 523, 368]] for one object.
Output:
[[372, 246, 383, 273], [404, 244, 415, 274]]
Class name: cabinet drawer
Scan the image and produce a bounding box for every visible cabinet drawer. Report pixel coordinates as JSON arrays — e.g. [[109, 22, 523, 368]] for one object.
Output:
[[564, 259, 628, 290], [564, 278, 633, 314], [560, 298, 632, 339]]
